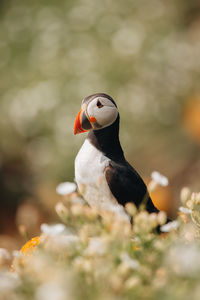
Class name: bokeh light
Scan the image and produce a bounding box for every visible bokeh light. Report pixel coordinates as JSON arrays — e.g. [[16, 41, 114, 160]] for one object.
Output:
[[0, 0, 200, 244]]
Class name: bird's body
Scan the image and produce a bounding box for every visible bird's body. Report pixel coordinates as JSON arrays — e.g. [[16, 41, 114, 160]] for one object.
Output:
[[75, 138, 129, 220], [74, 93, 159, 219]]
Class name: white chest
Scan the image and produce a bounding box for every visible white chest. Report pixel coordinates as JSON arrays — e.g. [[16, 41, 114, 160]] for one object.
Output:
[[74, 139, 129, 221], [75, 139, 109, 186]]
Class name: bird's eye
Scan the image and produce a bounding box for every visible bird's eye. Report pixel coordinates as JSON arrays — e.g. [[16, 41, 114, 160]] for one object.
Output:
[[97, 100, 103, 108]]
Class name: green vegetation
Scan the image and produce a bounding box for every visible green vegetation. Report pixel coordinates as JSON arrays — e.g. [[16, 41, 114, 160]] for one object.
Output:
[[1, 185, 200, 300]]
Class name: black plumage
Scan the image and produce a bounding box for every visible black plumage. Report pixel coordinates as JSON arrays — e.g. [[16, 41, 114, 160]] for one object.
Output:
[[87, 105, 158, 214]]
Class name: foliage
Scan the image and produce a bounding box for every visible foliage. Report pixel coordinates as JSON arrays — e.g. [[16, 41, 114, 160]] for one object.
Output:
[[1, 184, 200, 300]]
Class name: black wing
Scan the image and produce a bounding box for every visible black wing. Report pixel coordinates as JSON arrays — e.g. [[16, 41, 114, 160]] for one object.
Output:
[[105, 160, 159, 213]]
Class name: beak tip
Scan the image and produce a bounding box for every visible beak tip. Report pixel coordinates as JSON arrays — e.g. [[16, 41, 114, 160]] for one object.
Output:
[[74, 128, 78, 135], [74, 126, 82, 135]]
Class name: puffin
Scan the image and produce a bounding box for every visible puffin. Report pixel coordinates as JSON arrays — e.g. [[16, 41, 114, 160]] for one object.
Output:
[[74, 93, 159, 221]]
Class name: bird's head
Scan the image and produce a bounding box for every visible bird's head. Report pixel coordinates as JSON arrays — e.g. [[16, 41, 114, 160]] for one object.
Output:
[[74, 93, 119, 135]]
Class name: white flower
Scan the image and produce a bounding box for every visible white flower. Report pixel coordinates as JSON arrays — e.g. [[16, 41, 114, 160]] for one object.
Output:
[[157, 211, 167, 225], [71, 197, 85, 204], [41, 223, 79, 250], [41, 223, 66, 236], [56, 182, 76, 196], [85, 237, 108, 256], [36, 282, 67, 300], [179, 206, 192, 214], [0, 248, 11, 260], [55, 202, 69, 218], [160, 220, 179, 232], [191, 192, 200, 205], [120, 253, 140, 270], [125, 202, 137, 216], [0, 271, 20, 292], [166, 244, 200, 277], [103, 204, 130, 222], [49, 234, 80, 249], [151, 171, 169, 187], [180, 187, 191, 204]]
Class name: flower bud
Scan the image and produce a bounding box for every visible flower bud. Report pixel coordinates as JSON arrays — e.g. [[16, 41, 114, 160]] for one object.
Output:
[[180, 187, 191, 205], [55, 202, 69, 220], [157, 211, 167, 225], [125, 202, 137, 216]]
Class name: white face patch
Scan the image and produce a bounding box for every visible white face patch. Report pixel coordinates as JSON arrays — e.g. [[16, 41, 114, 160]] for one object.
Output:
[[86, 97, 118, 129]]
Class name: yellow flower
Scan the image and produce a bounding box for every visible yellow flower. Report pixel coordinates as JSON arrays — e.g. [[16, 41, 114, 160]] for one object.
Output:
[[20, 236, 41, 256], [11, 236, 41, 272]]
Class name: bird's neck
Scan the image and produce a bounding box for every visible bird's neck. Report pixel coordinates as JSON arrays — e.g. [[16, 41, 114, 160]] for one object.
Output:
[[87, 115, 125, 162]]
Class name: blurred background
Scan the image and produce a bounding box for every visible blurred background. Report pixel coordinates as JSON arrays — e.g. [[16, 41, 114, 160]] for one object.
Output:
[[0, 0, 200, 250]]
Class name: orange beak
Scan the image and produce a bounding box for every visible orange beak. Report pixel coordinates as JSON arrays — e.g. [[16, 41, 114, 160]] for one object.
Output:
[[74, 109, 86, 135], [74, 109, 97, 135]]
